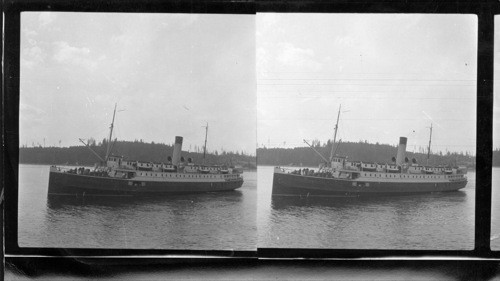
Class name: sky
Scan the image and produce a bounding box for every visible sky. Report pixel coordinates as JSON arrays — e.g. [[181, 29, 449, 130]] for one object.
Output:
[[257, 14, 477, 155], [20, 12, 256, 155]]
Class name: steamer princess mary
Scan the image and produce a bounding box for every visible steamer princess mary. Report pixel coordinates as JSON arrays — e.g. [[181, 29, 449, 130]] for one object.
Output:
[[272, 106, 468, 197], [48, 106, 243, 197]]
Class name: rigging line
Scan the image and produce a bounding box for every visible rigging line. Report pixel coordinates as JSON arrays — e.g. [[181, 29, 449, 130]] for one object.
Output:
[[259, 118, 472, 121], [262, 141, 475, 145], [258, 78, 476, 82], [258, 83, 476, 86], [260, 71, 474, 74], [258, 89, 475, 92], [260, 96, 474, 99]]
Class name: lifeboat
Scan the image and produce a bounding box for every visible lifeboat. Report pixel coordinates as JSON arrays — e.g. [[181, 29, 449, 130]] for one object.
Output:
[[424, 167, 434, 174], [199, 166, 211, 174], [360, 162, 377, 172], [386, 164, 400, 173], [163, 164, 176, 172]]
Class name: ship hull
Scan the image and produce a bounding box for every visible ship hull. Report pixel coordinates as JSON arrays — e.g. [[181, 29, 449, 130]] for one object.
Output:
[[48, 171, 243, 197], [272, 170, 467, 197]]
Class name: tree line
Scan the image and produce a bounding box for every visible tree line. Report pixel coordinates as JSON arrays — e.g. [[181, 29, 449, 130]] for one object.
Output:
[[257, 140, 477, 168], [19, 139, 256, 169]]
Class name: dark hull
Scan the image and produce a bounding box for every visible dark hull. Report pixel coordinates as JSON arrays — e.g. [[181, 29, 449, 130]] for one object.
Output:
[[272, 171, 467, 197], [48, 171, 243, 197]]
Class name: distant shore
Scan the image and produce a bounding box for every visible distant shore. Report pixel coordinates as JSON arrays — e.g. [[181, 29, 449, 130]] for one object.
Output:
[[257, 141, 476, 169], [19, 140, 256, 169]]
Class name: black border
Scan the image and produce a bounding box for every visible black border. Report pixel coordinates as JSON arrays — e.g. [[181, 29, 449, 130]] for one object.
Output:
[[4, 258, 500, 279], [2, 0, 499, 268]]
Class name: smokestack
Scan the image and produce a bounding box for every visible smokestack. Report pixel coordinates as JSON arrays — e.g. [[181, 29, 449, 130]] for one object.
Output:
[[172, 136, 183, 166], [396, 137, 407, 166]]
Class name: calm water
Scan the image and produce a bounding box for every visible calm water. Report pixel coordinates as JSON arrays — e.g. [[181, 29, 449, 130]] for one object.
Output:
[[18, 164, 256, 250], [258, 166, 476, 250]]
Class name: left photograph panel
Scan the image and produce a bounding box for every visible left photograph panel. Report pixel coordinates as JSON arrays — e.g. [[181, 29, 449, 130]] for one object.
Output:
[[18, 12, 256, 250]]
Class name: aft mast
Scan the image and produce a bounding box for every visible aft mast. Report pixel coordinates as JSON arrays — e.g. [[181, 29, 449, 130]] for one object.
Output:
[[203, 122, 208, 160], [427, 123, 433, 165], [105, 103, 117, 161], [329, 104, 341, 162]]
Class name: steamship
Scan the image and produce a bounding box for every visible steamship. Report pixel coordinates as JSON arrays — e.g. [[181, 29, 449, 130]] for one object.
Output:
[[48, 105, 244, 197], [272, 106, 468, 197]]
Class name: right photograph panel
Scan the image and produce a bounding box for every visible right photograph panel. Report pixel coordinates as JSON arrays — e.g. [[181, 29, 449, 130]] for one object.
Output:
[[257, 14, 477, 250]]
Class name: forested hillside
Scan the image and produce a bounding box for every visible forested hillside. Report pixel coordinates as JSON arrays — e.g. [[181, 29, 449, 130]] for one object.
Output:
[[257, 140, 476, 168], [19, 139, 256, 169]]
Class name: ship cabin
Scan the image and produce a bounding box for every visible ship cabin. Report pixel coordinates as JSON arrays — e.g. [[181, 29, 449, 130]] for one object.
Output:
[[109, 169, 136, 179], [330, 156, 347, 170], [344, 161, 360, 171], [121, 160, 138, 170], [133, 162, 174, 172], [408, 165, 425, 174], [106, 155, 123, 169], [184, 165, 200, 173]]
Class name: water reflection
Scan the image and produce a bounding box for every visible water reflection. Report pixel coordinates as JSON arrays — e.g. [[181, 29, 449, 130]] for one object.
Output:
[[264, 190, 472, 249], [271, 191, 467, 211]]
